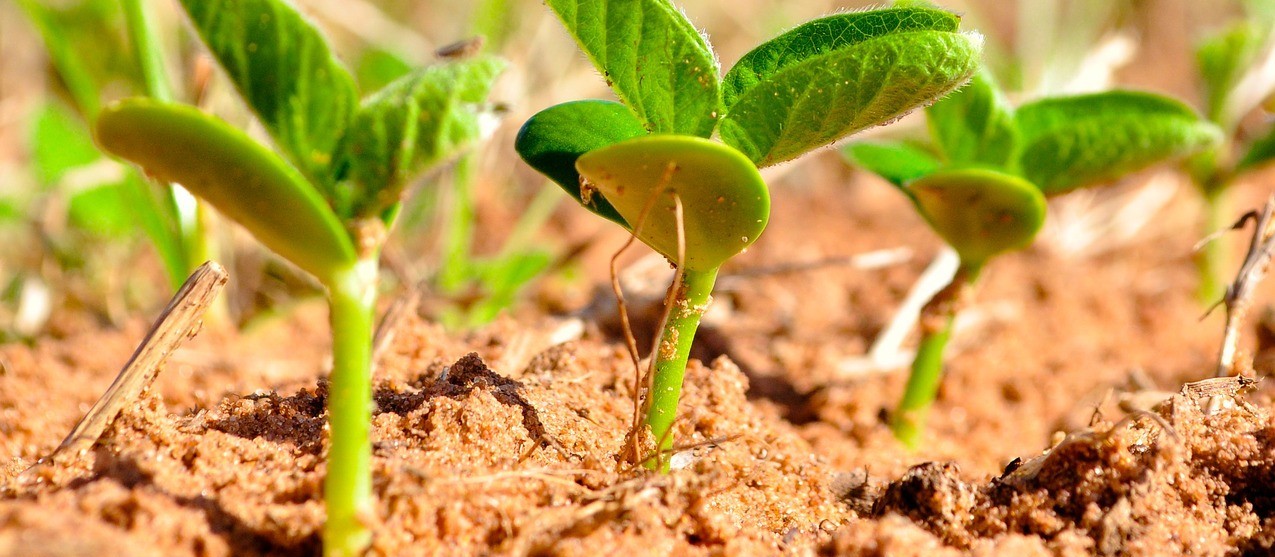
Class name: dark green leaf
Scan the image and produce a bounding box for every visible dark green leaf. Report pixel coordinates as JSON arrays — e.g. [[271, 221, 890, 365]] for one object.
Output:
[[926, 70, 1016, 166], [31, 102, 101, 187], [575, 135, 769, 271], [336, 56, 505, 219], [515, 100, 648, 227], [1238, 123, 1275, 173], [96, 99, 357, 283], [545, 0, 720, 137], [179, 0, 358, 189], [1015, 91, 1222, 195], [908, 168, 1045, 265], [842, 140, 940, 187], [718, 7, 981, 166]]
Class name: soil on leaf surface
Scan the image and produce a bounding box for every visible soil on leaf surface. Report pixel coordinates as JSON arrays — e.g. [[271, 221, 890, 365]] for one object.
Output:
[[3, 167, 1275, 556]]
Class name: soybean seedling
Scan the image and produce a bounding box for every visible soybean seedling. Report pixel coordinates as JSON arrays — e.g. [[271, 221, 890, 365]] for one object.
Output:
[[93, 0, 503, 554], [1187, 6, 1275, 303], [517, 2, 983, 469], [846, 71, 1221, 448]]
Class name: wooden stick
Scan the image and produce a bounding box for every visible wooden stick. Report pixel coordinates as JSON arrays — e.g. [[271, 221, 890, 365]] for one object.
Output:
[[39, 261, 228, 464]]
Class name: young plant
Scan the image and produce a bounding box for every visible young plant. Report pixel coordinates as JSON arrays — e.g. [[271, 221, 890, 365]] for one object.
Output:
[[846, 71, 1222, 448], [92, 0, 504, 554], [1187, 9, 1275, 302], [517, 2, 983, 468]]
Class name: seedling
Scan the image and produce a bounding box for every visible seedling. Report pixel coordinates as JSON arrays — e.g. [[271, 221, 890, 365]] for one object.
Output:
[[847, 71, 1221, 448], [517, 2, 983, 469], [93, 0, 503, 554], [1187, 9, 1275, 303]]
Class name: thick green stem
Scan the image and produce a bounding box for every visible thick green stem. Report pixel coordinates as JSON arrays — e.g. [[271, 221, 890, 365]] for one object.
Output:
[[1197, 185, 1230, 305], [891, 316, 954, 449], [891, 263, 981, 449], [644, 266, 718, 472], [323, 260, 378, 557]]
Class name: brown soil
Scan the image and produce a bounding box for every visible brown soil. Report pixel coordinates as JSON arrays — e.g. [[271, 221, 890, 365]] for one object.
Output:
[[3, 166, 1275, 556]]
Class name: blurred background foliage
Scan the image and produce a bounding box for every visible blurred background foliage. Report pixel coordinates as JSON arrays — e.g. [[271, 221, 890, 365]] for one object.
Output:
[[0, 0, 1259, 340]]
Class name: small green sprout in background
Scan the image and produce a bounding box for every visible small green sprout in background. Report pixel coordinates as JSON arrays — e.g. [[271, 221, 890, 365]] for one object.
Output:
[[517, 1, 983, 470], [846, 71, 1222, 448], [1186, 5, 1275, 303], [93, 0, 504, 554]]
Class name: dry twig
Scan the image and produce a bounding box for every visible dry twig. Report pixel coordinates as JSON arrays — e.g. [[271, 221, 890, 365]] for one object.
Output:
[[26, 261, 228, 473], [1211, 195, 1275, 378]]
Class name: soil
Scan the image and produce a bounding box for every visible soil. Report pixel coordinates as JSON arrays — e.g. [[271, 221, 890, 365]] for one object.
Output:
[[3, 164, 1275, 556]]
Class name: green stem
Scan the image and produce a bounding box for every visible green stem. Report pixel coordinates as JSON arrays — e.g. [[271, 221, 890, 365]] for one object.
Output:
[[439, 153, 476, 293], [323, 260, 378, 557], [891, 263, 981, 449], [120, 0, 173, 102], [644, 266, 718, 472], [891, 316, 954, 449], [123, 0, 222, 297], [1197, 185, 1230, 305]]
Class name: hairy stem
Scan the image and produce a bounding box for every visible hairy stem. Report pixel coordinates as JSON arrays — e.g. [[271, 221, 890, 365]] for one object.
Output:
[[323, 260, 378, 557], [1197, 185, 1230, 305], [891, 263, 980, 449], [645, 266, 718, 471]]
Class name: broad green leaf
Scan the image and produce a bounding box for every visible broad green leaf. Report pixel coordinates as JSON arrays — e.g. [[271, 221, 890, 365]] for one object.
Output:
[[515, 100, 648, 226], [1197, 22, 1267, 126], [335, 56, 505, 219], [575, 135, 768, 271], [842, 140, 940, 187], [1238, 124, 1275, 173], [718, 7, 981, 166], [908, 168, 1045, 265], [31, 102, 101, 187], [179, 0, 358, 189], [1015, 91, 1222, 195], [926, 70, 1016, 166], [68, 181, 134, 237], [545, 0, 720, 137], [96, 99, 357, 282]]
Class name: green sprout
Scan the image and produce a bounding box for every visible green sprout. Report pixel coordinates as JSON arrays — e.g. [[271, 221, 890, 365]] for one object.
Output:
[[847, 71, 1222, 448], [92, 0, 504, 554], [1187, 8, 1275, 303], [517, 1, 983, 469]]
